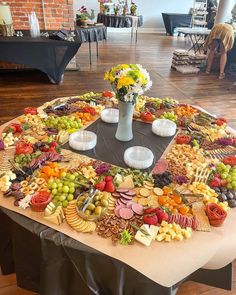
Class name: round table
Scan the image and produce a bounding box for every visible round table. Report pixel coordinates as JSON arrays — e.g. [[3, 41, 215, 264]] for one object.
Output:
[[97, 13, 143, 42], [75, 25, 107, 65]]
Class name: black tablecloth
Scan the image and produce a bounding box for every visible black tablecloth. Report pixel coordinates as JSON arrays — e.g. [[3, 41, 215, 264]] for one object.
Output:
[[0, 116, 233, 294], [64, 119, 174, 172], [97, 13, 143, 28], [162, 13, 192, 35], [75, 25, 107, 43], [0, 36, 81, 84], [227, 40, 236, 72]]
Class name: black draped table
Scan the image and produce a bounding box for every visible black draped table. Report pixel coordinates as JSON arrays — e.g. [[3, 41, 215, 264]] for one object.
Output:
[[162, 13, 192, 36], [75, 25, 107, 65], [0, 118, 236, 295], [0, 36, 81, 84], [97, 13, 143, 42]]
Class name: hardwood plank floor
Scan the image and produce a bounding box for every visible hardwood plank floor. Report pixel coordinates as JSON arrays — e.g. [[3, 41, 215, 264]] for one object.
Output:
[[0, 33, 236, 294]]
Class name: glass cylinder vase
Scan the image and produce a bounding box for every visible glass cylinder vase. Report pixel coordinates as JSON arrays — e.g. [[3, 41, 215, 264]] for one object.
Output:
[[115, 100, 134, 141]]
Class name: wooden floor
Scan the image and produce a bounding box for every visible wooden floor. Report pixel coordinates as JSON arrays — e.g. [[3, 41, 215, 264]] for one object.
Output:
[[0, 33, 236, 294]]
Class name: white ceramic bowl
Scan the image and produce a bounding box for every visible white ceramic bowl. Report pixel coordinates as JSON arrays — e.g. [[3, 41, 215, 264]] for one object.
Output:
[[100, 108, 119, 123], [124, 146, 154, 170], [69, 131, 97, 151], [152, 119, 177, 137]]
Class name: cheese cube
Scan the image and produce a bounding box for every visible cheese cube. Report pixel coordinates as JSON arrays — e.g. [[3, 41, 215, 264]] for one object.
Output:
[[165, 234, 171, 242], [156, 233, 165, 242], [161, 221, 168, 227], [169, 229, 176, 239], [175, 234, 184, 241]]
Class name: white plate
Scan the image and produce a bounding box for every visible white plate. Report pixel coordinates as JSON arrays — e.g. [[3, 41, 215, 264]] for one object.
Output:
[[152, 119, 176, 137], [69, 131, 97, 151], [124, 146, 154, 170], [101, 108, 119, 123]]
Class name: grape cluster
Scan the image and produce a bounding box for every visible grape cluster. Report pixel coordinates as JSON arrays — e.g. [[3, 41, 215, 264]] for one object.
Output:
[[160, 112, 177, 123], [153, 171, 172, 188], [12, 167, 34, 182], [47, 172, 91, 208], [44, 116, 82, 133], [216, 163, 236, 191]]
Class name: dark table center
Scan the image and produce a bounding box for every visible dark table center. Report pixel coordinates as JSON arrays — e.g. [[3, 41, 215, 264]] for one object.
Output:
[[63, 119, 174, 171]]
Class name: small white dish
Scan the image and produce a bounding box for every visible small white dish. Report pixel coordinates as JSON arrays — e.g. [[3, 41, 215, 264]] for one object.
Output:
[[101, 108, 119, 123], [124, 146, 154, 170], [152, 119, 177, 137], [69, 131, 97, 151]]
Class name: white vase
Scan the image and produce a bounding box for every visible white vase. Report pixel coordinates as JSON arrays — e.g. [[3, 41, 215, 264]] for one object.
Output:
[[115, 100, 134, 141]]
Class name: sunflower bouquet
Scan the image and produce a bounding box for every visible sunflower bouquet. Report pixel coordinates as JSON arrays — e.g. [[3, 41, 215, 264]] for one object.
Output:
[[104, 64, 152, 104]]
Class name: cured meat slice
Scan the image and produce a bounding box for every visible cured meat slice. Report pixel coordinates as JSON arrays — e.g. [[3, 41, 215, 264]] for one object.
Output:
[[125, 190, 136, 196], [152, 159, 168, 175], [119, 208, 134, 220], [126, 201, 134, 208], [132, 203, 144, 215], [116, 188, 129, 193], [120, 193, 133, 200], [112, 192, 121, 198]]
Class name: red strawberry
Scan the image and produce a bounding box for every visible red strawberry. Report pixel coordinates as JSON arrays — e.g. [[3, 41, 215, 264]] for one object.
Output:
[[145, 208, 156, 214], [50, 141, 57, 148], [95, 181, 106, 191], [143, 214, 158, 225], [104, 181, 115, 193], [156, 210, 169, 223], [105, 175, 113, 182], [11, 123, 23, 133], [210, 178, 221, 187]]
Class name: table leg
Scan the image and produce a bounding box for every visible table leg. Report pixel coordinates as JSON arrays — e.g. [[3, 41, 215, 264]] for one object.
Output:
[[136, 28, 138, 43], [96, 41, 99, 58], [89, 41, 92, 65]]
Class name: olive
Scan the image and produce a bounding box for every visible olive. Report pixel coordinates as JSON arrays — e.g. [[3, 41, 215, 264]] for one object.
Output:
[[101, 199, 109, 207], [87, 203, 95, 211], [95, 201, 101, 206], [85, 209, 91, 215], [95, 206, 102, 215]]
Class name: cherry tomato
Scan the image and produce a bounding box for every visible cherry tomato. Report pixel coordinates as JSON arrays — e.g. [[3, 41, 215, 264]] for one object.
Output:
[[82, 106, 96, 116], [15, 142, 34, 155], [223, 155, 236, 166], [176, 134, 192, 144], [11, 123, 23, 133], [140, 111, 154, 122], [102, 91, 113, 98], [24, 107, 38, 115], [216, 117, 227, 126]]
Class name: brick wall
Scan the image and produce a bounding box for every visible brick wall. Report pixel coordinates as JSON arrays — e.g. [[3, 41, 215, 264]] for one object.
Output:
[[7, 0, 74, 30]]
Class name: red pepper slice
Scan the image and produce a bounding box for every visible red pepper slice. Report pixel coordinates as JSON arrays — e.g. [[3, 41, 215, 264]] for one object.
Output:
[[223, 155, 236, 166], [140, 111, 154, 122], [15, 142, 34, 155], [176, 134, 191, 144], [24, 107, 38, 115], [102, 91, 114, 98]]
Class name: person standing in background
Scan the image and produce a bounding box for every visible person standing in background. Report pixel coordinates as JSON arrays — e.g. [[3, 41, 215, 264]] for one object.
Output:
[[207, 0, 218, 29], [204, 23, 235, 79]]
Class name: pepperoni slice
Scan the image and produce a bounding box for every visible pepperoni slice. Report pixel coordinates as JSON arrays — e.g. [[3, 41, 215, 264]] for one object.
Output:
[[120, 193, 133, 200]]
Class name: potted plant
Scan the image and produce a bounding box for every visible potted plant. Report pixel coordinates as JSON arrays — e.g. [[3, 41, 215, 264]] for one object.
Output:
[[130, 2, 137, 16], [76, 6, 94, 27]]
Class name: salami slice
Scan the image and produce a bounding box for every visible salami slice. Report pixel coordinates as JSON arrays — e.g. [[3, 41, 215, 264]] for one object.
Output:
[[116, 199, 123, 206], [116, 188, 129, 193], [112, 192, 121, 198], [152, 159, 168, 175], [120, 198, 129, 204], [120, 193, 133, 200], [114, 208, 121, 218], [119, 208, 134, 220], [132, 203, 144, 215], [126, 201, 134, 208], [125, 190, 136, 196]]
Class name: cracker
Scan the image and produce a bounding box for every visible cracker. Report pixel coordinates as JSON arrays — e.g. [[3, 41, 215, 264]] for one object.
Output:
[[139, 188, 150, 197], [192, 202, 211, 232]]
